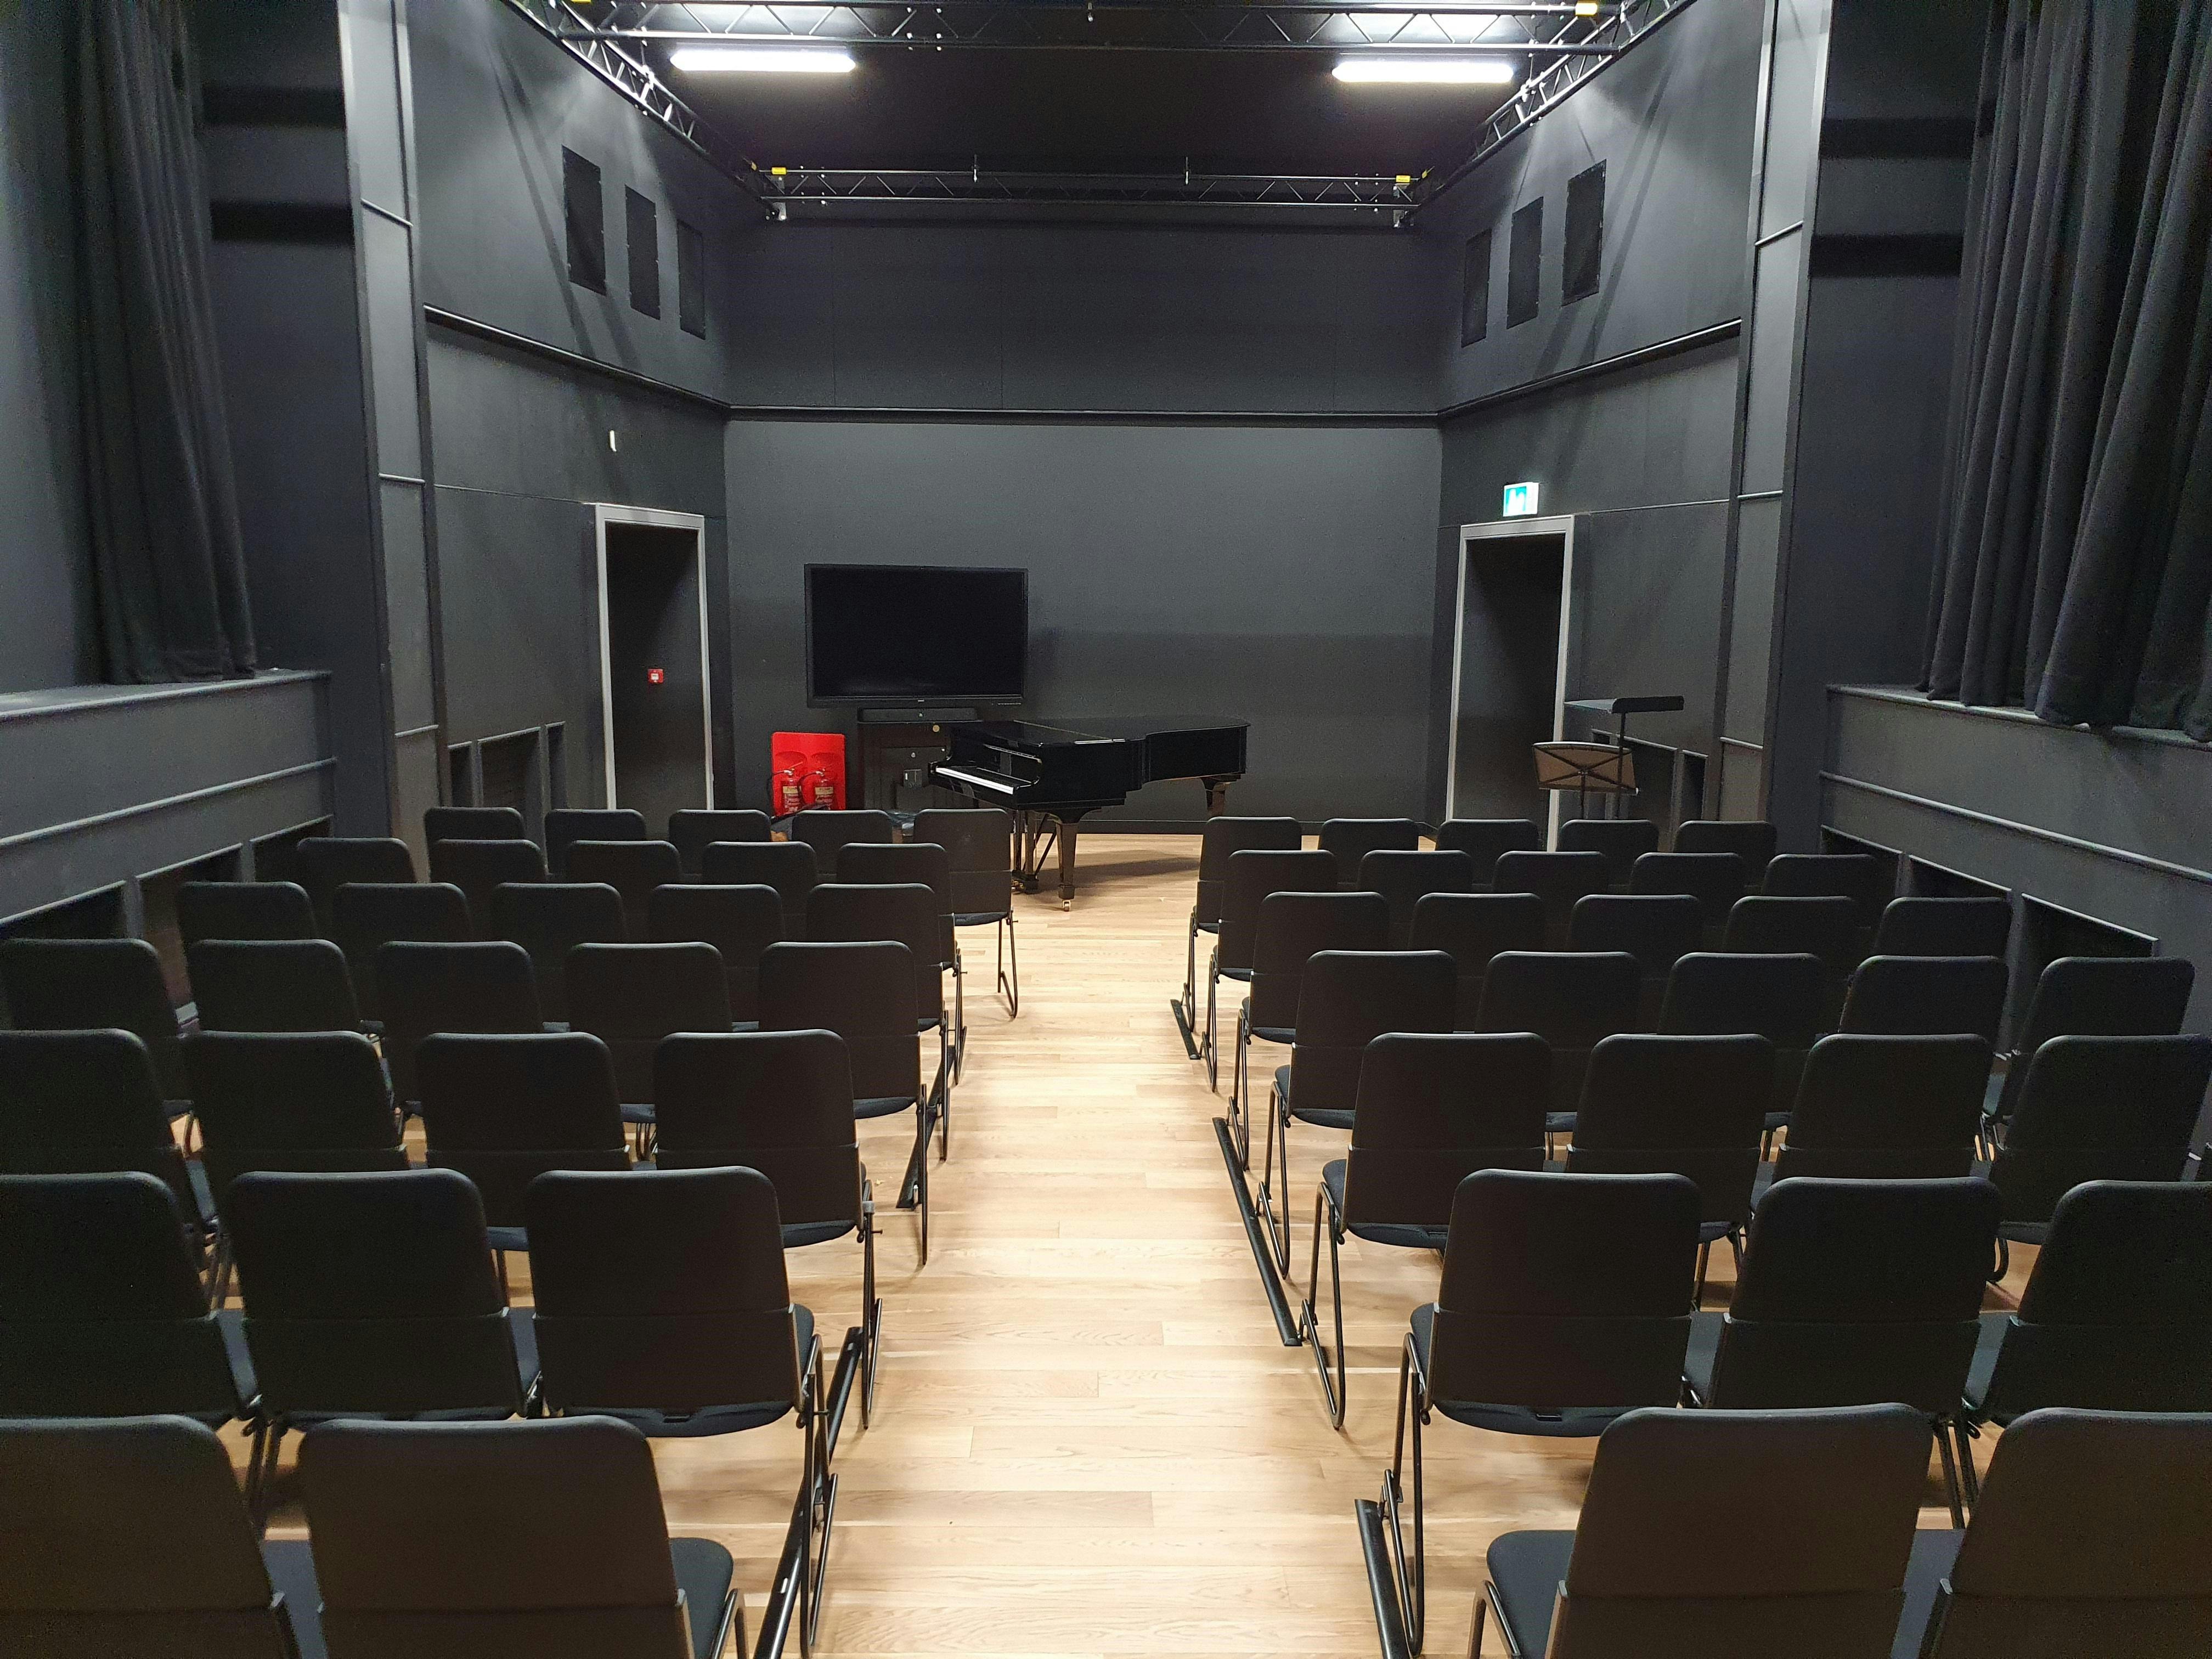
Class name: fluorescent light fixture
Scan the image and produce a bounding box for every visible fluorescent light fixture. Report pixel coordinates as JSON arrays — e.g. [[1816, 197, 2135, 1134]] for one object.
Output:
[[670, 46, 855, 74], [1332, 55, 1517, 84]]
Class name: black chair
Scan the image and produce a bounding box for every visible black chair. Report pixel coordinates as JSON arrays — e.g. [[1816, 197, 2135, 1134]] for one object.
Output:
[[0, 935, 190, 1113], [788, 807, 897, 869], [669, 806, 771, 874], [188, 939, 363, 1034], [838, 842, 963, 1065], [1359, 849, 1474, 949], [566, 839, 685, 938], [1231, 890, 1391, 1159], [1476, 950, 1643, 1131], [1838, 954, 2006, 1043], [565, 943, 732, 1132], [658, 1028, 882, 1419], [1761, 851, 1892, 940], [1983, 1033, 2212, 1246], [1304, 1032, 1548, 1426], [0, 1172, 251, 1424], [760, 940, 932, 1263], [1557, 817, 1660, 891], [416, 1031, 629, 1257], [424, 804, 525, 845], [224, 1168, 535, 1519], [300, 1414, 741, 1659], [650, 883, 782, 1024], [1568, 894, 1703, 1028], [0, 1029, 204, 1226], [1259, 950, 1455, 1272], [1658, 951, 1827, 1130], [1769, 1034, 1991, 1183], [1875, 895, 2012, 959], [1318, 817, 1420, 887], [0, 1414, 317, 1659], [1629, 851, 1747, 947], [1174, 815, 1304, 1045], [1904, 1408, 2212, 1659], [702, 839, 820, 940], [1207, 848, 1338, 1090], [807, 882, 952, 1143], [331, 882, 471, 1023], [1492, 849, 1612, 950], [1385, 1169, 1702, 1651], [1684, 1175, 2001, 1521], [374, 940, 545, 1110], [544, 806, 646, 878], [186, 1030, 408, 1220], [427, 838, 547, 937], [1724, 894, 1863, 1022], [913, 805, 1021, 1020], [1408, 891, 1546, 1029], [176, 880, 316, 947], [489, 881, 625, 1023], [296, 837, 415, 932], [1474, 1404, 1929, 1659], [1988, 953, 2196, 1130], [1671, 817, 1778, 867], [1433, 818, 1542, 889]]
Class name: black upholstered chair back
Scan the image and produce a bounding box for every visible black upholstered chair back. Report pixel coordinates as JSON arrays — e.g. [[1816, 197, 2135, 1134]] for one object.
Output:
[[808, 881, 947, 1019], [544, 808, 646, 878], [1408, 891, 1546, 1028], [565, 944, 730, 1108], [758, 941, 918, 1109], [1341, 1032, 1548, 1232], [1569, 894, 1703, 1025], [0, 936, 188, 1102], [1990, 1034, 2212, 1228], [1669, 819, 1778, 866], [700, 839, 819, 939], [1477, 950, 1641, 1118], [1994, 953, 2197, 1125], [176, 880, 316, 947], [332, 882, 471, 1019], [913, 806, 1018, 922], [427, 838, 547, 936], [1558, 817, 1660, 890], [489, 882, 625, 1023], [1288, 950, 1455, 1121], [188, 938, 361, 1034], [1216, 849, 1338, 974], [1629, 851, 1747, 945], [1189, 816, 1304, 927], [565, 840, 684, 938], [838, 842, 956, 963], [1434, 817, 1543, 888], [1317, 817, 1420, 886], [416, 1032, 629, 1228], [655, 1029, 861, 1234], [1660, 951, 1825, 1114], [788, 808, 897, 868], [0, 1029, 196, 1217], [424, 805, 525, 844], [1839, 954, 2006, 1042], [1724, 895, 1863, 978], [297, 837, 416, 930], [1874, 895, 2012, 959], [669, 808, 771, 874], [374, 940, 543, 1107], [1761, 853, 1891, 934], [186, 1030, 407, 1206], [1247, 891, 1390, 1035], [1774, 1034, 1990, 1180], [1567, 1034, 1772, 1230], [1493, 850, 1612, 949], [648, 883, 783, 1022], [1359, 849, 1474, 948]]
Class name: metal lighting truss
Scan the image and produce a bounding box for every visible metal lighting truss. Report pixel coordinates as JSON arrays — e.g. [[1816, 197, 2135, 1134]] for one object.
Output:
[[753, 163, 1419, 215]]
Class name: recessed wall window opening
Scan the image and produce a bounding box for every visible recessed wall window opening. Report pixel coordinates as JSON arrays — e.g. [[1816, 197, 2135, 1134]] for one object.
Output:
[[677, 218, 706, 339], [563, 148, 606, 294], [626, 188, 660, 318], [1460, 228, 1492, 346], [1507, 197, 1543, 328], [1564, 161, 1605, 303]]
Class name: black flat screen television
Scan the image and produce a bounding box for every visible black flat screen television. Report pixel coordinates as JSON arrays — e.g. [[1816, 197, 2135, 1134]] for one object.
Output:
[[805, 563, 1029, 707]]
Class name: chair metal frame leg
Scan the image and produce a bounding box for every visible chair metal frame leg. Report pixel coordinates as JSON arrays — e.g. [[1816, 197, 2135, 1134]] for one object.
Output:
[[934, 1020, 952, 1163], [997, 912, 1019, 1016], [1300, 1180, 1350, 1427], [797, 1334, 836, 1656], [951, 945, 966, 1084], [1933, 1415, 1966, 1527], [1953, 1417, 1981, 1510], [245, 1417, 283, 1536], [1255, 1076, 1294, 1273], [1205, 947, 1221, 1091], [859, 1168, 881, 1427], [1381, 1333, 1430, 1654], [1228, 998, 1251, 1164]]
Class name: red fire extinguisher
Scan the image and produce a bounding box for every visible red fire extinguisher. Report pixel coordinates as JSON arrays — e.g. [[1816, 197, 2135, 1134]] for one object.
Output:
[[775, 766, 804, 817], [805, 768, 836, 810]]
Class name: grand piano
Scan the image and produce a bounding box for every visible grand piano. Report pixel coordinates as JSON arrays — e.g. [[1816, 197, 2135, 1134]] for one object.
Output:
[[930, 716, 1249, 906]]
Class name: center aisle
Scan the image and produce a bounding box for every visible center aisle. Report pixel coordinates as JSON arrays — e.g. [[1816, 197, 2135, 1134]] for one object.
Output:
[[650, 832, 1600, 1658]]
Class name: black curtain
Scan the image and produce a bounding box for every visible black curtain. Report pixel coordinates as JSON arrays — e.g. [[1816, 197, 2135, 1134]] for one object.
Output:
[[74, 0, 256, 681], [1925, 0, 2212, 739]]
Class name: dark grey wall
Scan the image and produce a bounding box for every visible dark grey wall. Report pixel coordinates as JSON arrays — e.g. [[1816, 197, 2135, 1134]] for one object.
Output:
[[0, 4, 99, 691]]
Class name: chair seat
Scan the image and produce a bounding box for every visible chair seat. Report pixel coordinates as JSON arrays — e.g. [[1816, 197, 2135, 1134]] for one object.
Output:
[[1195, 919, 1220, 935], [216, 1307, 258, 1417], [856, 1094, 919, 1121], [1485, 1529, 1575, 1659], [1221, 966, 1254, 983], [262, 1537, 325, 1659], [1275, 1066, 1352, 1130], [782, 1218, 857, 1249], [1962, 1310, 2010, 1418], [672, 1535, 740, 1659], [1685, 1308, 1722, 1400], [579, 1306, 814, 1438], [1897, 1530, 1966, 1659], [621, 1103, 656, 1125], [487, 1224, 528, 1255], [953, 911, 1011, 928], [1252, 1025, 1296, 1046], [1323, 1160, 1447, 1250], [188, 1160, 215, 1226], [1409, 1304, 1636, 1436], [1544, 1111, 1576, 1135]]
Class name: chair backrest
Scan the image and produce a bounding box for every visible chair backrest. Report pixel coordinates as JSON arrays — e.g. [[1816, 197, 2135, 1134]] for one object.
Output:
[[912, 806, 1017, 920], [1569, 894, 1703, 1024], [1921, 1409, 2212, 1659], [374, 940, 543, 1106], [1550, 1404, 1927, 1659], [1760, 852, 1891, 929], [489, 882, 626, 1023], [331, 883, 471, 1020], [176, 880, 315, 947], [0, 1173, 243, 1420], [654, 1029, 860, 1232], [808, 881, 947, 1017], [1289, 951, 1457, 1120], [1429, 1170, 1700, 1410], [1493, 850, 1613, 949], [1409, 891, 1547, 1028], [837, 842, 955, 963], [1558, 817, 1660, 889], [185, 1031, 408, 1207], [1839, 954, 2006, 1042], [301, 1415, 696, 1658], [427, 838, 548, 936], [1216, 849, 1338, 973], [1434, 818, 1543, 888], [188, 938, 361, 1034], [1708, 1176, 2001, 1413], [647, 884, 782, 1022], [0, 1030, 195, 1217], [424, 805, 526, 845], [1658, 951, 1825, 1045], [544, 807, 647, 878], [1977, 1182, 2212, 1419], [416, 1033, 629, 1228], [1874, 895, 2012, 959], [758, 940, 918, 1107], [701, 839, 819, 938], [1723, 895, 1863, 979], [1188, 816, 1305, 926], [2015, 952, 2196, 1053], [1476, 951, 1642, 1047], [225, 1168, 523, 1419], [565, 944, 731, 1108], [668, 808, 770, 874], [297, 837, 416, 929], [788, 808, 898, 866], [1567, 1035, 1773, 1228], [1669, 819, 1778, 866], [1774, 1034, 1991, 1181], [1358, 849, 1474, 949], [565, 840, 684, 936], [1991, 1034, 2212, 1226], [1629, 851, 1748, 943], [0, 1415, 296, 1658], [1317, 817, 1420, 886], [1341, 1032, 1548, 1232], [0, 936, 186, 1100], [1247, 891, 1391, 1033]]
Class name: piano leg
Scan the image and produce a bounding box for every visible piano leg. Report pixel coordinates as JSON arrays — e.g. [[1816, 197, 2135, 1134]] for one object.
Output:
[[1057, 816, 1079, 909], [1203, 776, 1233, 816]]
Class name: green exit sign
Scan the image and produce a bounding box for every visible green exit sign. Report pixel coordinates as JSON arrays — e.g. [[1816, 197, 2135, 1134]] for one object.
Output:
[[1502, 481, 1542, 517]]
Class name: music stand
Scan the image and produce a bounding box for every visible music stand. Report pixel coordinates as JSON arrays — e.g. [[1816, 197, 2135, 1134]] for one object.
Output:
[[1534, 741, 1637, 823]]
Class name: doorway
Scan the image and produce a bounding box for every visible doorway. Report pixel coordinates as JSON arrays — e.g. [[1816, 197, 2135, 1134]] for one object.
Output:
[[1446, 516, 1579, 840], [594, 505, 712, 834]]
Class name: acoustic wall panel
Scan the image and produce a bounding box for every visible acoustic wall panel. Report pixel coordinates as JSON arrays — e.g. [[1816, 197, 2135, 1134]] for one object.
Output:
[[1508, 198, 1543, 328], [625, 187, 659, 318], [562, 148, 605, 293], [1564, 162, 1605, 303], [1461, 229, 1492, 346]]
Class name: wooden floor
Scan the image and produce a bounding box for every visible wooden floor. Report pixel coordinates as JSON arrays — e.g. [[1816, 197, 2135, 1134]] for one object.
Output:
[[244, 833, 2022, 1658]]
